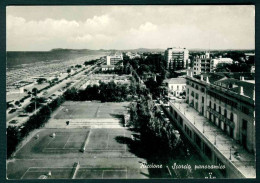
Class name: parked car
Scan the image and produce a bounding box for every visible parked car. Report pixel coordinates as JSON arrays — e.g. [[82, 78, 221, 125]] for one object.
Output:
[[9, 120, 18, 124], [8, 108, 17, 114]]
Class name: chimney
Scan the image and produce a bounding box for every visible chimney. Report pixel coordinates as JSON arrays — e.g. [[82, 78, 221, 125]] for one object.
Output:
[[200, 75, 203, 81], [240, 76, 244, 81], [240, 86, 244, 95], [206, 76, 210, 84]]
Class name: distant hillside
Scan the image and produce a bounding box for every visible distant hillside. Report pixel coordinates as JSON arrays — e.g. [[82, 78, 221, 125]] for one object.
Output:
[[51, 48, 165, 53]]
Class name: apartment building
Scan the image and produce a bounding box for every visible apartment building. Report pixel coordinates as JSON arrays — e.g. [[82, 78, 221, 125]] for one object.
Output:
[[164, 47, 189, 71], [106, 54, 123, 65], [166, 72, 255, 178], [193, 52, 211, 75]]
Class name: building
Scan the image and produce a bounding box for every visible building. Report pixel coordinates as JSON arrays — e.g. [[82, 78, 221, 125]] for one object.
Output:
[[210, 57, 233, 70], [166, 72, 255, 178], [106, 54, 123, 65], [193, 52, 211, 75], [100, 65, 115, 71], [164, 47, 189, 71], [163, 78, 186, 97], [124, 52, 141, 59]]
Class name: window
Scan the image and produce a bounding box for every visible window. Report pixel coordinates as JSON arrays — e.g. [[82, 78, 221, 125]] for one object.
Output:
[[202, 96, 204, 104], [214, 104, 216, 110], [242, 106, 249, 115], [209, 101, 212, 108], [195, 93, 199, 99], [187, 88, 189, 94], [224, 109, 227, 118], [242, 119, 247, 130], [177, 85, 179, 90], [179, 117, 183, 126], [219, 106, 221, 114], [230, 113, 234, 122]]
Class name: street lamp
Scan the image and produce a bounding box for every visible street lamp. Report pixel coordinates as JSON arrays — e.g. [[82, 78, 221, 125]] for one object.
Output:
[[229, 147, 232, 160]]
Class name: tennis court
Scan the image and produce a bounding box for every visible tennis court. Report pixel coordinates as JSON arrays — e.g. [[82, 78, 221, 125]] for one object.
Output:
[[53, 101, 129, 119], [15, 129, 90, 156], [85, 128, 129, 152], [21, 167, 73, 179]]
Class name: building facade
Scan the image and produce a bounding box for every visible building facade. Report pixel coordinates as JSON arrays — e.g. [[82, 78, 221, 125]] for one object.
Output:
[[163, 78, 186, 97], [106, 54, 123, 65], [167, 73, 255, 178], [164, 47, 189, 71], [193, 52, 211, 75], [186, 74, 255, 152]]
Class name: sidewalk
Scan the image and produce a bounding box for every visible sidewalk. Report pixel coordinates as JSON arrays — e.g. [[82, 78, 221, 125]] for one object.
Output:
[[169, 101, 256, 178]]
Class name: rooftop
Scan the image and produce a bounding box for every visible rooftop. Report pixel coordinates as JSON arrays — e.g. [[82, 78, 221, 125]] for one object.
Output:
[[163, 78, 186, 84], [215, 78, 255, 99]]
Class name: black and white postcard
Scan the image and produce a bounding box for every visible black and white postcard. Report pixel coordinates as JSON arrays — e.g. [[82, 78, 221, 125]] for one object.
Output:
[[6, 5, 256, 179]]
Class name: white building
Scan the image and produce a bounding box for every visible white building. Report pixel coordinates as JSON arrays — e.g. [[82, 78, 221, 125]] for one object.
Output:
[[163, 78, 186, 97], [101, 65, 115, 71], [193, 52, 211, 75], [106, 54, 123, 65], [164, 47, 189, 70], [211, 57, 233, 68]]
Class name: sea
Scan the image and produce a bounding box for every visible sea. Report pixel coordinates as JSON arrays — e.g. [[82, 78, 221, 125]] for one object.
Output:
[[6, 50, 107, 85]]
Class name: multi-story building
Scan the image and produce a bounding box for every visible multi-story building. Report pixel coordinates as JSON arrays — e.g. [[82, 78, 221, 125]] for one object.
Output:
[[210, 57, 233, 70], [164, 47, 189, 71], [163, 78, 186, 97], [166, 72, 255, 178], [193, 52, 211, 75], [106, 54, 123, 65], [192, 53, 233, 75]]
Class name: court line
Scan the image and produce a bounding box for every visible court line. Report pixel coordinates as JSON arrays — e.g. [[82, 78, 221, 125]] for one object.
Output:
[[46, 137, 55, 147], [126, 167, 128, 179], [124, 131, 126, 153], [102, 170, 127, 172], [28, 167, 72, 169], [106, 133, 109, 149], [27, 169, 72, 173], [20, 167, 31, 179], [44, 148, 79, 150], [63, 135, 71, 149], [102, 170, 104, 179], [83, 129, 92, 149]]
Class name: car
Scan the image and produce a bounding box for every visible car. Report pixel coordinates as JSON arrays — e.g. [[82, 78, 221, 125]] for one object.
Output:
[[18, 114, 29, 117], [9, 120, 18, 124], [8, 108, 17, 114]]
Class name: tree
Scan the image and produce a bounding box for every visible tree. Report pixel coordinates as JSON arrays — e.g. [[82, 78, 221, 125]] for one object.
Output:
[[7, 126, 21, 158], [32, 88, 38, 96], [37, 78, 47, 84], [67, 68, 71, 74]]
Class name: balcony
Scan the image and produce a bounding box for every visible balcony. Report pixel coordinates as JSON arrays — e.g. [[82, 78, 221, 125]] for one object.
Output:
[[207, 107, 235, 128]]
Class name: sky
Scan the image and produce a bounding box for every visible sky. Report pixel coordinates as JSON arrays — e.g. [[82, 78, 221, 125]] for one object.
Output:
[[6, 5, 255, 51]]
